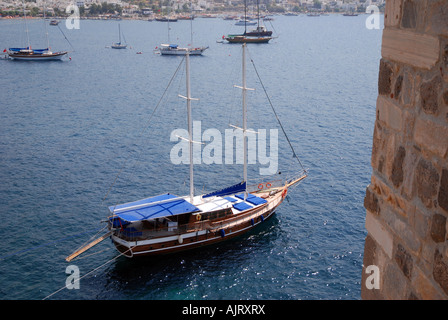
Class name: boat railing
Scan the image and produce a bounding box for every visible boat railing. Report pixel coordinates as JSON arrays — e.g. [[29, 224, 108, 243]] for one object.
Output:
[[247, 179, 283, 193], [113, 220, 213, 241]]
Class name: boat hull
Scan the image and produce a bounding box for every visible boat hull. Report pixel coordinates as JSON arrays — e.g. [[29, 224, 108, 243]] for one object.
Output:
[[111, 190, 285, 257], [160, 47, 208, 55], [226, 36, 271, 44], [8, 51, 67, 61]]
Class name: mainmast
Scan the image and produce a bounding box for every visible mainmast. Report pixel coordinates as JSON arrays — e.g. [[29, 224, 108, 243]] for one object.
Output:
[[242, 43, 248, 199], [233, 43, 253, 199], [179, 51, 198, 203]]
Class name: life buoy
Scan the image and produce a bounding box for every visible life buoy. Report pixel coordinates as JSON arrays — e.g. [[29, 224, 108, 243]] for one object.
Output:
[[266, 182, 271, 188], [196, 214, 201, 221], [258, 183, 264, 190]]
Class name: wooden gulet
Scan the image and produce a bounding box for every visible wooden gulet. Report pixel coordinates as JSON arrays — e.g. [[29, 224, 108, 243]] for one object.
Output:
[[65, 45, 306, 261]]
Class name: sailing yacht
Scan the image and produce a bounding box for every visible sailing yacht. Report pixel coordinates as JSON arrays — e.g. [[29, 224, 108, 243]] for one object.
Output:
[[225, 0, 272, 43], [66, 44, 306, 260], [7, 1, 67, 60], [157, 5, 208, 56], [111, 24, 127, 49]]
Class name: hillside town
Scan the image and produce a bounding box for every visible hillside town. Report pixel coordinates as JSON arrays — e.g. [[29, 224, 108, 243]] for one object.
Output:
[[1, 0, 384, 18]]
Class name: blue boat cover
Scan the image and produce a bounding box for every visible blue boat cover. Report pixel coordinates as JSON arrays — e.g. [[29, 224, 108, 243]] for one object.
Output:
[[235, 193, 267, 206], [224, 196, 238, 203], [233, 202, 253, 211], [109, 193, 200, 225], [9, 47, 48, 52], [203, 181, 246, 198]]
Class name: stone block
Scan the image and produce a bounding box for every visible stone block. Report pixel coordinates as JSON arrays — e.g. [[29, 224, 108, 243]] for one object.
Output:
[[420, 75, 442, 115], [414, 117, 448, 159], [391, 146, 406, 188], [430, 213, 447, 243], [394, 75, 403, 101], [439, 168, 448, 212], [427, 0, 448, 36], [401, 0, 416, 29], [384, 0, 402, 27], [433, 249, 448, 295], [382, 28, 440, 70], [377, 96, 403, 131], [415, 158, 440, 208], [414, 266, 447, 299], [395, 243, 413, 279], [378, 59, 393, 95], [366, 211, 394, 259], [364, 185, 380, 214]]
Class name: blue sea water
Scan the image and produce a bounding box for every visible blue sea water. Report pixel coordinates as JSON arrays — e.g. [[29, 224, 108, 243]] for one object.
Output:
[[0, 14, 382, 300]]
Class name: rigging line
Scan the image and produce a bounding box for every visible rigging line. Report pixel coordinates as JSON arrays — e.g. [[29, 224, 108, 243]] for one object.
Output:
[[42, 248, 132, 300], [247, 50, 306, 172], [56, 24, 75, 52], [103, 56, 186, 204]]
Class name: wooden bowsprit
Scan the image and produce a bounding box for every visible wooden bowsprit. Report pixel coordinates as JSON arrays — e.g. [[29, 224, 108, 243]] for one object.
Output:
[[65, 231, 112, 262]]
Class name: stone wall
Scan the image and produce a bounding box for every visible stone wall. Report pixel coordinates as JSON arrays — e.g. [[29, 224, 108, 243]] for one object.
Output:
[[361, 0, 448, 299]]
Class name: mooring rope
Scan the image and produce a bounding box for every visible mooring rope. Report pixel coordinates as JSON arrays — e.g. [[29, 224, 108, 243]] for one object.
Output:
[[42, 248, 131, 300]]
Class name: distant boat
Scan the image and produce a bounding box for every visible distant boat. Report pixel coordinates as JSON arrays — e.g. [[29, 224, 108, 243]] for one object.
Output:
[[158, 44, 208, 55], [155, 17, 178, 22], [225, 0, 272, 44], [343, 12, 358, 16], [235, 19, 257, 26], [111, 24, 127, 49], [307, 12, 320, 17], [7, 48, 67, 60], [49, 20, 59, 25], [7, 2, 67, 60], [157, 4, 208, 56]]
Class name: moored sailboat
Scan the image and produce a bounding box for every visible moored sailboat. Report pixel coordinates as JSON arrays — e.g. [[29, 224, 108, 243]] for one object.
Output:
[[7, 0, 67, 61], [66, 44, 306, 261], [157, 3, 208, 56], [111, 24, 127, 49], [225, 0, 272, 44]]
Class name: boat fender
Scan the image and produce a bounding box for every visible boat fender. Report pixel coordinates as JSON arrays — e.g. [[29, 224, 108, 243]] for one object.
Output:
[[178, 235, 183, 244], [260, 215, 264, 222], [220, 229, 225, 238], [251, 218, 255, 226], [196, 214, 201, 221]]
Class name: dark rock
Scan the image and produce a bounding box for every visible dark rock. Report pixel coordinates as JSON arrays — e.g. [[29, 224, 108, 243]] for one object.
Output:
[[395, 243, 413, 279], [415, 158, 439, 208], [430, 213, 447, 243], [391, 146, 406, 188], [434, 249, 448, 295], [401, 0, 417, 29], [420, 75, 442, 114], [378, 60, 393, 95], [438, 168, 448, 212]]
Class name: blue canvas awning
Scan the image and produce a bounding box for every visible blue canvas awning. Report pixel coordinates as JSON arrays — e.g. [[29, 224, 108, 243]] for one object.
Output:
[[109, 193, 200, 226], [203, 181, 246, 198]]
